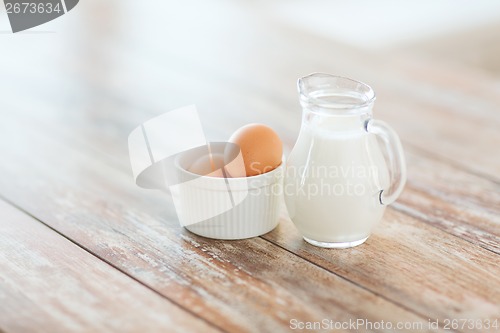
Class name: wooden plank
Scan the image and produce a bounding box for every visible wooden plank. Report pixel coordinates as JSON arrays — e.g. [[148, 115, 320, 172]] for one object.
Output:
[[1, 39, 499, 329], [20, 98, 500, 254], [264, 209, 500, 324], [396, 150, 500, 254], [0, 100, 435, 332], [0, 1, 498, 331], [0, 200, 219, 333], [0, 72, 498, 254], [1, 93, 498, 330], [1, 7, 500, 184], [2, 7, 500, 185], [2, 1, 500, 184]]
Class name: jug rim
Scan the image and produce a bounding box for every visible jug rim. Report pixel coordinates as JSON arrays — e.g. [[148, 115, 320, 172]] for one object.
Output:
[[298, 73, 376, 111]]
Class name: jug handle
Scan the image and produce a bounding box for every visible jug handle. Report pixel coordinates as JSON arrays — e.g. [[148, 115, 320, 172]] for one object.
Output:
[[365, 119, 407, 205]]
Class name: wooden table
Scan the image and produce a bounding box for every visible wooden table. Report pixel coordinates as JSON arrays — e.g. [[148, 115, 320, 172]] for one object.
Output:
[[1, 1, 499, 332]]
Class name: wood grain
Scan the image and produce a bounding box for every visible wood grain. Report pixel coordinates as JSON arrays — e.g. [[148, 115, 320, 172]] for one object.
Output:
[[0, 112, 433, 332], [0, 0, 499, 331], [1, 2, 499, 180], [265, 209, 500, 322], [0, 199, 219, 333], [1, 47, 498, 255], [395, 150, 500, 254], [1, 30, 499, 333]]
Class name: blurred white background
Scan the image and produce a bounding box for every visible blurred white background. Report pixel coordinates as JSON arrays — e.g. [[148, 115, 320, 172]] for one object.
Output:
[[262, 0, 500, 74], [264, 0, 500, 48], [2, 0, 500, 76]]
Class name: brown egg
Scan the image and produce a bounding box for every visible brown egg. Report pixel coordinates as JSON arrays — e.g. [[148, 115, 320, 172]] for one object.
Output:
[[227, 123, 283, 177]]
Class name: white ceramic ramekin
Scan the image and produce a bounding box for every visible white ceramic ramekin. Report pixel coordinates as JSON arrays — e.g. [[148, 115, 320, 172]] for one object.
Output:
[[172, 143, 283, 240]]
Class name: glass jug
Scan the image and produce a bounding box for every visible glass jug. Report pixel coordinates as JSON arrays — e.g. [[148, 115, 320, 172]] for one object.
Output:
[[284, 73, 406, 248]]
